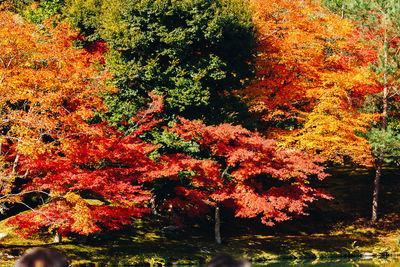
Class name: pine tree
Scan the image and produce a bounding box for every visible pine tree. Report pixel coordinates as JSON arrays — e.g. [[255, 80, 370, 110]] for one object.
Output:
[[331, 0, 400, 222]]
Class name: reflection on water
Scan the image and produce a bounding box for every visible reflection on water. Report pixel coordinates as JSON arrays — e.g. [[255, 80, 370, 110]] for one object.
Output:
[[253, 257, 400, 267], [70, 258, 400, 267]]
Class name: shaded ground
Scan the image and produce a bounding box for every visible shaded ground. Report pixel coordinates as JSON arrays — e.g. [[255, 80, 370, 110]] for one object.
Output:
[[1, 166, 400, 266]]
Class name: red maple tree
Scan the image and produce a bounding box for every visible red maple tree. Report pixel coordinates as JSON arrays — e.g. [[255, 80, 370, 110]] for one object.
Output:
[[8, 95, 164, 237], [152, 118, 330, 242]]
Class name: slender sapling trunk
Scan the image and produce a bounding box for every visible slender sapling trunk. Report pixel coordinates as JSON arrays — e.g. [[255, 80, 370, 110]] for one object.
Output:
[[215, 203, 221, 244]]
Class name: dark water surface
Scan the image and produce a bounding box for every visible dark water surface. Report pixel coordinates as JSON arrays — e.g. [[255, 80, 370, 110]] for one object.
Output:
[[252, 257, 400, 266], [70, 258, 400, 266]]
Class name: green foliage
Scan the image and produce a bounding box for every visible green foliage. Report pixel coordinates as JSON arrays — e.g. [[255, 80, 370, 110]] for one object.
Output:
[[66, 0, 256, 126], [64, 0, 102, 40], [148, 129, 201, 159], [20, 0, 65, 24], [321, 0, 348, 17], [366, 127, 400, 163]]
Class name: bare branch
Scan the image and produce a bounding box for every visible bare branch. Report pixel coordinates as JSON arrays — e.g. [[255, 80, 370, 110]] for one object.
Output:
[[12, 155, 19, 174], [389, 86, 400, 98], [0, 190, 50, 201], [221, 166, 230, 178], [16, 201, 53, 224]]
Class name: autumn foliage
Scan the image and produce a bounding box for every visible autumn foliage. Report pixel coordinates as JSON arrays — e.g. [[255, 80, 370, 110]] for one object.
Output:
[[245, 0, 378, 164], [0, 10, 109, 203], [0, 3, 332, 238], [153, 118, 329, 226], [8, 96, 164, 236]]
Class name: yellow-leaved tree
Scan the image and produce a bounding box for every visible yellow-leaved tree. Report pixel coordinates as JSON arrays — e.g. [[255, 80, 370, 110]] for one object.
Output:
[[244, 0, 378, 165]]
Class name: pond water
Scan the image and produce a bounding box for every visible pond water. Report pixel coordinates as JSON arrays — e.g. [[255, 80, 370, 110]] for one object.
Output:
[[70, 258, 400, 267], [252, 257, 400, 266]]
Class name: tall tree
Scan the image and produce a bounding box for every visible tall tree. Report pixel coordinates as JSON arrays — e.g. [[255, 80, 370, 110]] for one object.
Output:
[[65, 0, 256, 126], [0, 10, 109, 221], [343, 0, 400, 222], [244, 0, 377, 164], [323, 0, 400, 222], [151, 118, 329, 243]]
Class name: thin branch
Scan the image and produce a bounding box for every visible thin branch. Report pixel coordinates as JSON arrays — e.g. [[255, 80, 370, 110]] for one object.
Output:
[[2, 136, 26, 143], [15, 201, 53, 224], [221, 166, 230, 178], [12, 155, 19, 174], [6, 54, 17, 69], [0, 190, 50, 201], [0, 118, 48, 128], [388, 86, 400, 98], [56, 132, 86, 142], [123, 101, 158, 137]]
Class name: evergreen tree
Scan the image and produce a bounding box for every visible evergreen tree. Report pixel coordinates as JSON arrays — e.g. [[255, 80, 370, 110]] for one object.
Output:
[[324, 0, 400, 222], [66, 0, 256, 127]]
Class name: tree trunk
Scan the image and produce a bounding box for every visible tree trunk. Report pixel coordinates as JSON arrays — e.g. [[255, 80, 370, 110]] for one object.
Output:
[[372, 153, 383, 222], [215, 203, 221, 244], [54, 231, 62, 243], [372, 24, 388, 222], [372, 84, 387, 222], [150, 198, 158, 215]]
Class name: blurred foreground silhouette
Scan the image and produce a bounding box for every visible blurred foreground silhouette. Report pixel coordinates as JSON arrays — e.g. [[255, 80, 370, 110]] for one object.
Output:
[[14, 248, 68, 267], [204, 254, 251, 267]]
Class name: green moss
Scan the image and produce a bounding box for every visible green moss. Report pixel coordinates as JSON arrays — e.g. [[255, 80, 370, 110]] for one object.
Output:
[[0, 230, 399, 265]]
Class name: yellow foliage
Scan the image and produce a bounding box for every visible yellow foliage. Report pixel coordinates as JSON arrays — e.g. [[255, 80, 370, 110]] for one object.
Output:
[[244, 0, 378, 165]]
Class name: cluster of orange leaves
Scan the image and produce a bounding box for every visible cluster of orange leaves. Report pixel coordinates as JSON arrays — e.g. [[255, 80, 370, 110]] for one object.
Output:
[[0, 9, 111, 199], [245, 0, 380, 165]]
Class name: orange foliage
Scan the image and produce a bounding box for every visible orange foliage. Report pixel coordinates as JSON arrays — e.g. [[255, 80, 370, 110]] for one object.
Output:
[[0, 10, 111, 201], [244, 0, 379, 164]]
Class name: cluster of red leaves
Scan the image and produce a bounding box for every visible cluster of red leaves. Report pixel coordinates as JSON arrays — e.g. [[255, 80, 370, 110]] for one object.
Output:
[[7, 95, 164, 237], [9, 108, 330, 235], [153, 118, 330, 226]]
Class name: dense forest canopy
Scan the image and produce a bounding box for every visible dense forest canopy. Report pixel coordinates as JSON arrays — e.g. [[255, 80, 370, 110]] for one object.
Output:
[[0, 0, 399, 247]]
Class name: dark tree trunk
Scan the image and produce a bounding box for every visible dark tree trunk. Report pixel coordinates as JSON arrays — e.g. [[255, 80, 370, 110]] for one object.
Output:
[[215, 203, 221, 244], [372, 153, 384, 222], [372, 34, 388, 222]]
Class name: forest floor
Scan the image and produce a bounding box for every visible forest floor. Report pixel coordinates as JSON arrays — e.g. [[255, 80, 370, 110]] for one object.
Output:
[[1, 166, 400, 266]]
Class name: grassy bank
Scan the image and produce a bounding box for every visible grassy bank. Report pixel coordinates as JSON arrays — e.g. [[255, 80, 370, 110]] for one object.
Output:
[[0, 223, 399, 266]]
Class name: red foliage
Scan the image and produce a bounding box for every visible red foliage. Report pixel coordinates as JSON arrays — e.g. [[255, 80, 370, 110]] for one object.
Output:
[[85, 40, 107, 64], [8, 102, 329, 235], [7, 96, 163, 236], [155, 118, 330, 226]]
